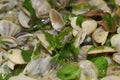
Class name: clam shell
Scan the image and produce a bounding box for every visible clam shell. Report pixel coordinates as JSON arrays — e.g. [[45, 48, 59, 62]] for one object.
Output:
[[31, 0, 51, 18], [18, 11, 30, 28], [92, 27, 109, 44], [49, 9, 65, 31], [0, 20, 21, 36], [0, 36, 18, 49], [78, 60, 98, 80], [101, 75, 120, 80], [88, 46, 116, 54], [8, 49, 26, 64]]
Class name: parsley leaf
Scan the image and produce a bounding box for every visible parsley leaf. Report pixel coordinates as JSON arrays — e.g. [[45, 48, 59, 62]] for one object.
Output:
[[72, 4, 92, 10], [102, 13, 113, 30], [57, 63, 81, 80], [76, 15, 85, 27], [21, 50, 32, 62], [91, 56, 108, 78], [32, 42, 40, 59]]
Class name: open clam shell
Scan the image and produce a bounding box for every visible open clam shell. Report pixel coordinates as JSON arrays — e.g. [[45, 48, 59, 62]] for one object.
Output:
[[88, 46, 116, 54], [31, 0, 51, 18], [0, 20, 21, 37], [101, 75, 120, 80], [18, 11, 30, 28], [82, 19, 97, 35], [78, 60, 98, 80], [92, 27, 109, 44], [8, 49, 26, 64], [110, 34, 120, 51], [49, 9, 65, 32], [0, 36, 18, 49]]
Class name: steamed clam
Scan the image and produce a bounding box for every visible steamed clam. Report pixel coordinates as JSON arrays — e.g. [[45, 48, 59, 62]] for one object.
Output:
[[0, 0, 120, 80], [49, 9, 65, 32], [0, 20, 21, 37], [18, 11, 30, 28], [31, 0, 51, 18], [78, 60, 98, 80], [92, 27, 109, 44], [0, 36, 18, 49]]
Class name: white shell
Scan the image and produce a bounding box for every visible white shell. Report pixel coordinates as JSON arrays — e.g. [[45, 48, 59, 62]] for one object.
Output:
[[82, 19, 97, 35], [49, 9, 65, 31], [23, 55, 52, 76], [31, 0, 51, 18], [110, 34, 120, 51], [8, 49, 26, 64], [74, 30, 86, 47], [88, 46, 116, 54], [113, 53, 120, 64], [0, 20, 21, 36], [78, 60, 98, 80], [115, 0, 120, 6], [92, 27, 109, 44], [0, 36, 18, 49], [88, 0, 111, 13], [101, 75, 120, 80], [9, 73, 36, 80], [117, 27, 120, 34], [17, 33, 33, 45], [35, 31, 49, 49], [18, 11, 30, 28]]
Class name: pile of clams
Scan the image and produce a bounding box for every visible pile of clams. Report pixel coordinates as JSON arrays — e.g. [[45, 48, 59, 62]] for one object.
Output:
[[0, 0, 120, 80]]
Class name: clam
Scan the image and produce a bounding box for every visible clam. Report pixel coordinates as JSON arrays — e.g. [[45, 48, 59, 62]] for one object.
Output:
[[117, 27, 120, 34], [18, 11, 30, 28], [0, 36, 18, 49], [49, 9, 65, 32], [0, 61, 10, 74], [31, 0, 51, 18], [0, 0, 17, 11], [88, 0, 111, 13], [15, 32, 33, 45], [101, 75, 120, 80], [8, 49, 26, 64], [3, 9, 19, 23], [23, 54, 52, 76], [70, 17, 81, 31], [82, 19, 97, 35], [113, 53, 120, 64], [107, 66, 120, 76], [52, 0, 69, 9], [78, 60, 98, 80], [0, 48, 8, 65], [74, 30, 86, 47], [72, 3, 90, 15], [0, 20, 21, 37], [110, 34, 120, 51], [9, 73, 37, 80], [92, 27, 109, 45], [35, 31, 50, 50], [115, 0, 120, 6], [78, 45, 92, 60], [88, 46, 116, 54]]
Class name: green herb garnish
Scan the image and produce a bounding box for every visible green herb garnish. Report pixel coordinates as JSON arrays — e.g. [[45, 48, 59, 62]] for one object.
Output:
[[91, 56, 108, 78], [57, 63, 81, 80], [21, 50, 32, 62]]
